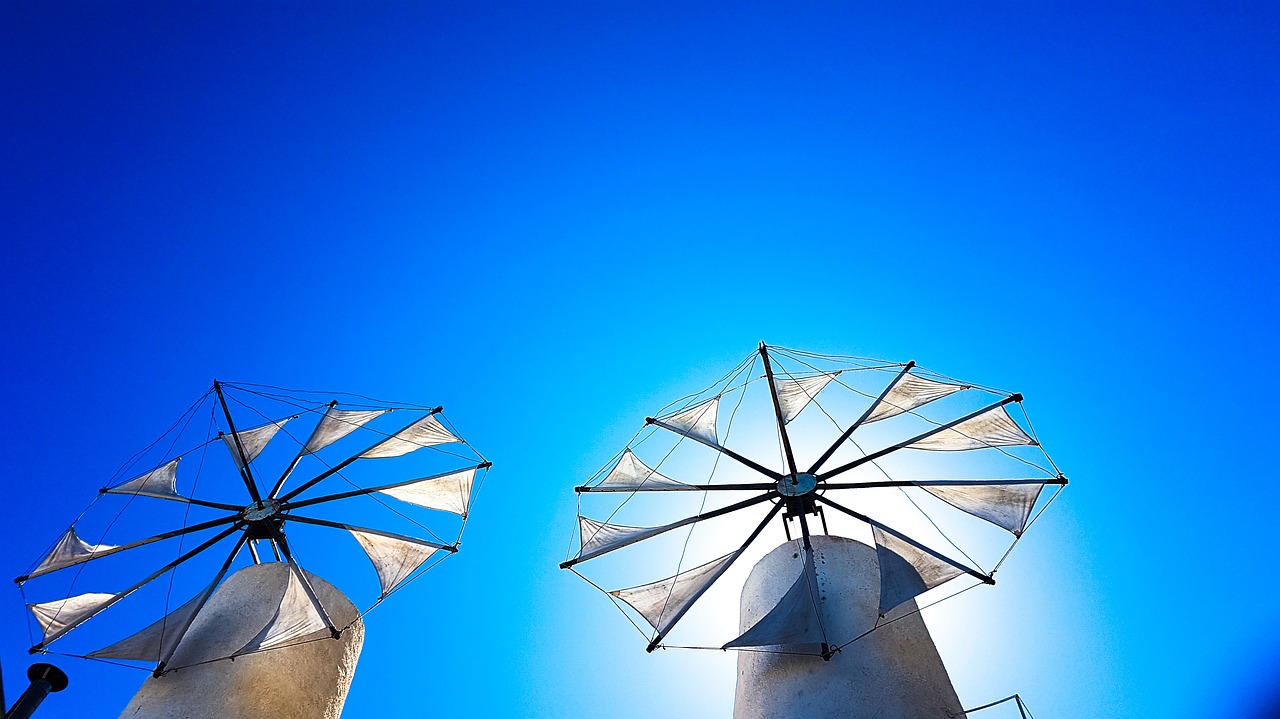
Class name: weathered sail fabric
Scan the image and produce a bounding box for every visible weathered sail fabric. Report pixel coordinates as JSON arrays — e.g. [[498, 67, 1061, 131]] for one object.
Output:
[[30, 528, 117, 579], [611, 550, 742, 635], [29, 592, 116, 644], [303, 407, 386, 454], [88, 581, 217, 662], [658, 397, 720, 446], [359, 414, 457, 459], [873, 527, 966, 615], [906, 405, 1034, 451], [348, 530, 441, 597], [577, 516, 676, 563], [773, 373, 839, 424], [221, 419, 292, 469], [921, 483, 1043, 536], [865, 374, 967, 424], [723, 552, 824, 650], [106, 459, 181, 499], [597, 450, 687, 490], [237, 569, 328, 654], [377, 468, 475, 516]]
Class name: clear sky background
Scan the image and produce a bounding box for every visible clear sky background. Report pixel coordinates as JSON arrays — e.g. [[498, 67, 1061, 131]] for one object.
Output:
[[1, 2, 1277, 718]]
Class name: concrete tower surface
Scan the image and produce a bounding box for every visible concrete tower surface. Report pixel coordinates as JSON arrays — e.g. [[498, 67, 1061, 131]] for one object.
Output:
[[119, 563, 364, 719], [733, 535, 963, 719]]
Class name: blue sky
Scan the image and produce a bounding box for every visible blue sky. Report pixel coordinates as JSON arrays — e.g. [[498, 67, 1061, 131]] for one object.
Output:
[[1, 2, 1277, 717]]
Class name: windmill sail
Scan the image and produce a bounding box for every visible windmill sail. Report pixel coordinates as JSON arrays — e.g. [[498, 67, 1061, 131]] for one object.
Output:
[[303, 407, 387, 454], [349, 530, 441, 598], [873, 527, 968, 615], [88, 580, 218, 662], [221, 419, 292, 469], [29, 592, 117, 645], [376, 467, 475, 516], [773, 373, 839, 424], [723, 551, 825, 651], [106, 459, 181, 499], [865, 374, 967, 423], [597, 450, 687, 490], [921, 482, 1044, 536], [359, 414, 458, 459], [237, 569, 329, 654], [611, 550, 742, 636], [577, 516, 677, 563], [905, 405, 1034, 451], [29, 528, 117, 579], [658, 398, 720, 446]]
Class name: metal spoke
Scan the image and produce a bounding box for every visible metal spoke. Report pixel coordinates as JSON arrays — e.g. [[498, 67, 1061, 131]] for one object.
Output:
[[808, 361, 915, 474], [153, 533, 248, 676], [759, 342, 800, 478], [642, 417, 784, 481], [575, 482, 775, 493], [215, 380, 264, 504], [820, 477, 1067, 490]]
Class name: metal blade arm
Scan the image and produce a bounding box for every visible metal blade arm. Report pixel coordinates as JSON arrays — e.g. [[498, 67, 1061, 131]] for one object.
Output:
[[645, 418, 784, 481], [575, 482, 775, 493], [561, 492, 778, 569], [214, 381, 264, 504], [645, 501, 784, 652], [31, 522, 243, 650], [820, 477, 1067, 490], [816, 395, 1022, 482], [808, 361, 915, 474], [153, 533, 249, 675], [283, 514, 456, 552], [17, 514, 243, 583], [813, 495, 992, 584], [284, 462, 491, 511], [759, 343, 799, 478]]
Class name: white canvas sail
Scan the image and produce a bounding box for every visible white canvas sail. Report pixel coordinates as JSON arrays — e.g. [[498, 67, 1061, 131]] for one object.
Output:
[[597, 450, 687, 490], [349, 529, 441, 597], [921, 482, 1044, 536], [873, 527, 967, 615], [237, 569, 328, 654], [303, 407, 387, 454], [88, 581, 217, 662], [29, 592, 117, 645], [906, 405, 1034, 451], [723, 552, 825, 650], [30, 528, 117, 579], [376, 468, 475, 516], [106, 459, 181, 499], [222, 419, 292, 469], [865, 374, 967, 423], [611, 550, 741, 635], [359, 414, 458, 459], [658, 398, 720, 446], [773, 373, 838, 424]]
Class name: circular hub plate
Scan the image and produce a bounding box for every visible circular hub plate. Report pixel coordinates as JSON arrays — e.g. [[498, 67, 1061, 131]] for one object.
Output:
[[777, 473, 817, 497], [242, 498, 281, 521]]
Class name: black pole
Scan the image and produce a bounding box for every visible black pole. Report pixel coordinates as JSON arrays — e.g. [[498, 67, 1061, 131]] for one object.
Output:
[[4, 664, 68, 719]]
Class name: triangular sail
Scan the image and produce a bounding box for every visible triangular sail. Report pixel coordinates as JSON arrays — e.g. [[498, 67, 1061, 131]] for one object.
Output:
[[106, 459, 181, 499], [611, 550, 741, 636], [359, 414, 458, 459], [30, 528, 117, 579], [303, 407, 386, 454], [773, 373, 839, 424], [377, 468, 475, 517], [658, 397, 720, 446], [865, 374, 967, 423], [349, 529, 441, 597], [922, 483, 1044, 536], [29, 592, 117, 645], [577, 516, 674, 563], [236, 569, 328, 654], [87, 581, 217, 662], [723, 551, 825, 650], [597, 450, 687, 490], [905, 405, 1035, 451], [221, 419, 292, 469], [873, 526, 967, 615]]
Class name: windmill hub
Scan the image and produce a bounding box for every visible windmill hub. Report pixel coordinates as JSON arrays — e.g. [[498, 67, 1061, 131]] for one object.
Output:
[[777, 473, 817, 497], [242, 498, 282, 522]]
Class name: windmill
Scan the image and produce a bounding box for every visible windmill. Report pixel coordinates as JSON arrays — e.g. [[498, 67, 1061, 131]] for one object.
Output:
[[561, 343, 1064, 715], [16, 381, 489, 681]]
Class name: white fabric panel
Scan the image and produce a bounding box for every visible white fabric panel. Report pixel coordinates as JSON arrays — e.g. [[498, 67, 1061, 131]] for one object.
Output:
[[577, 516, 673, 562], [303, 408, 386, 454], [349, 529, 441, 597], [31, 528, 117, 578], [88, 582, 216, 662], [773, 373, 838, 424], [611, 550, 741, 635], [873, 526, 965, 615], [222, 419, 291, 469], [906, 405, 1035, 451], [376, 468, 475, 516], [865, 374, 967, 423], [723, 552, 824, 650], [107, 459, 181, 499], [29, 592, 117, 644], [237, 569, 328, 654], [659, 397, 720, 446], [922, 483, 1044, 536], [597, 450, 687, 490], [359, 414, 458, 459]]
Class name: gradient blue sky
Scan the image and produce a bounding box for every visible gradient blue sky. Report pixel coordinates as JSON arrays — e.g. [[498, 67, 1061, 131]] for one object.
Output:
[[2, 2, 1277, 717]]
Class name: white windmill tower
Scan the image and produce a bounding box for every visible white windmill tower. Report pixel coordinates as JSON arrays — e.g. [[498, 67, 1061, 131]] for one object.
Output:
[[562, 344, 1065, 718], [16, 381, 489, 719]]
